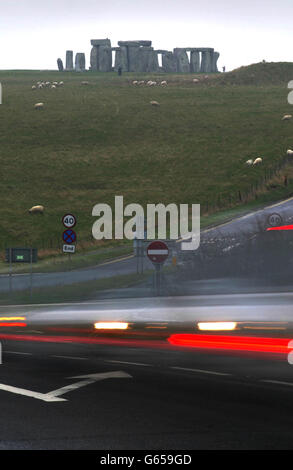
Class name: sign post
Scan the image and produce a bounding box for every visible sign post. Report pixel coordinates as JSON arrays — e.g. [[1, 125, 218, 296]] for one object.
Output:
[[62, 214, 77, 262], [147, 240, 169, 296], [5, 248, 38, 297]]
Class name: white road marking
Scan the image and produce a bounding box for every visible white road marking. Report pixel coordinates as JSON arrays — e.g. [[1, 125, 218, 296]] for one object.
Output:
[[171, 366, 232, 376], [5, 351, 32, 356], [105, 360, 151, 367], [51, 355, 87, 361], [260, 379, 293, 387], [0, 371, 132, 402]]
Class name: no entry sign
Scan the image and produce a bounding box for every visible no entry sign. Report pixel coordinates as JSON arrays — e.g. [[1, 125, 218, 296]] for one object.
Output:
[[147, 240, 169, 264], [62, 229, 77, 244]]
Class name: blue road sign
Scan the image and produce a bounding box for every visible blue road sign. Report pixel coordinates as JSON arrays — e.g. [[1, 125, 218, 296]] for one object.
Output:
[[62, 229, 77, 244]]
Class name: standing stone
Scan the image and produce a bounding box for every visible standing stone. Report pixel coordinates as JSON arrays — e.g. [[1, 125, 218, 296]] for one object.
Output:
[[162, 52, 177, 73], [90, 47, 99, 70], [99, 45, 112, 71], [114, 46, 128, 72], [190, 51, 200, 73], [57, 58, 64, 72], [200, 50, 213, 73], [75, 53, 86, 72], [136, 46, 156, 72], [146, 49, 159, 72], [173, 49, 190, 73], [66, 50, 73, 71], [127, 45, 140, 72], [212, 51, 220, 73]]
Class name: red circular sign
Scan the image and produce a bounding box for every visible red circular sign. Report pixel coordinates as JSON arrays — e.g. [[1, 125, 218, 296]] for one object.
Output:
[[147, 240, 169, 264], [62, 213, 76, 228]]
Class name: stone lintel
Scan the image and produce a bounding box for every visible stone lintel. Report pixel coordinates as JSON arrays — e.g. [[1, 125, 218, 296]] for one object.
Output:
[[91, 39, 111, 47], [118, 40, 152, 47]]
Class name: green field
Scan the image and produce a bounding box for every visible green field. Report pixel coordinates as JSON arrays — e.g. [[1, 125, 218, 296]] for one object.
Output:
[[1, 62, 293, 262]]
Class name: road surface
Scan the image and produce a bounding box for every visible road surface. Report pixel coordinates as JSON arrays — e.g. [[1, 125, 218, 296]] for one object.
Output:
[[0, 337, 293, 449]]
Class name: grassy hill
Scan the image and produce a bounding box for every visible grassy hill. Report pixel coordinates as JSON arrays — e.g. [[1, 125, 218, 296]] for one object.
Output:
[[0, 62, 293, 259]]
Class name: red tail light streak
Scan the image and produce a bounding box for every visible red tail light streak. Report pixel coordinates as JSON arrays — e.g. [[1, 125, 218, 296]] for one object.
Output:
[[168, 334, 292, 354]]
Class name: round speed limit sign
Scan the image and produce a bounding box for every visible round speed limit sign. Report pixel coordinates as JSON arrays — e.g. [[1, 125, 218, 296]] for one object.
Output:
[[62, 214, 76, 228]]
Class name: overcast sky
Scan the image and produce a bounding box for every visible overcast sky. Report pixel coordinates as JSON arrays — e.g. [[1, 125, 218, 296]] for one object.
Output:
[[0, 0, 292, 71]]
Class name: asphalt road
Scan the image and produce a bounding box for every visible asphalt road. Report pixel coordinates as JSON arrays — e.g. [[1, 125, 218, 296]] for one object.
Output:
[[2, 195, 293, 292], [1, 337, 293, 449]]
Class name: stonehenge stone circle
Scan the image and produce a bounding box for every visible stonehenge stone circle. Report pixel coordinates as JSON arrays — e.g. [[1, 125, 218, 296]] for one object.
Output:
[[61, 39, 220, 74]]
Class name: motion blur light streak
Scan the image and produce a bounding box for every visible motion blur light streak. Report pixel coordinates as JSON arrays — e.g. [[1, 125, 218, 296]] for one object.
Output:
[[168, 334, 292, 354], [0, 317, 26, 321], [198, 322, 237, 331], [0, 333, 169, 349], [0, 316, 27, 327], [266, 225, 293, 231], [94, 322, 129, 330]]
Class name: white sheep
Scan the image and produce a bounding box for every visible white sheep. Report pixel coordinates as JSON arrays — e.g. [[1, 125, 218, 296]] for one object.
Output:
[[287, 149, 293, 156], [38, 84, 44, 89], [137, 80, 145, 85], [81, 81, 89, 85], [32, 85, 37, 90], [282, 114, 292, 121], [51, 85, 56, 89], [161, 81, 167, 86], [245, 159, 253, 165], [59, 81, 64, 86], [253, 157, 263, 165], [150, 101, 160, 106], [192, 78, 199, 83], [34, 102, 44, 110], [28, 205, 45, 215], [132, 80, 138, 85]]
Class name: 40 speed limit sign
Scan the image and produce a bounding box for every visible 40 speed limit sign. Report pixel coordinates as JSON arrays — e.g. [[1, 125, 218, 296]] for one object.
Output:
[[62, 214, 76, 229]]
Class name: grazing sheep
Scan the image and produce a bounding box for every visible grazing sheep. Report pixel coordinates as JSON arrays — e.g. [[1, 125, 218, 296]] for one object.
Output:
[[51, 84, 56, 89], [81, 81, 89, 85], [59, 81, 64, 86], [287, 149, 293, 156], [45, 81, 51, 87], [150, 101, 160, 106], [32, 85, 37, 90], [28, 205, 44, 215], [34, 102, 44, 110], [161, 81, 167, 86], [38, 84, 44, 89], [245, 159, 253, 165], [282, 114, 292, 121], [253, 157, 263, 165], [137, 80, 145, 85], [192, 78, 199, 83], [132, 80, 138, 85]]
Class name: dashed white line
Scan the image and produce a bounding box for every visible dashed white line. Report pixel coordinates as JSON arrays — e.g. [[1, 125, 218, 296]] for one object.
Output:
[[260, 379, 293, 387], [105, 360, 151, 367], [170, 366, 232, 376], [5, 351, 32, 356], [51, 355, 87, 361]]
